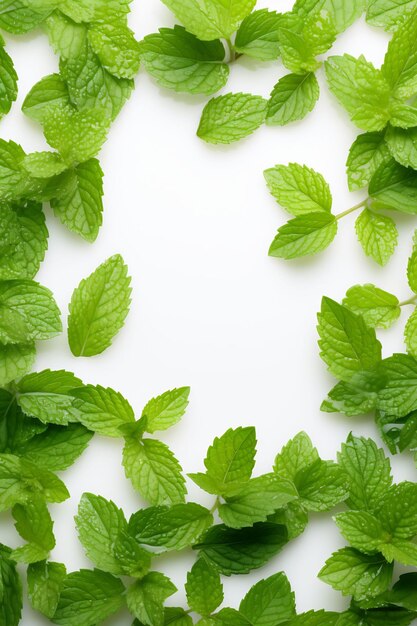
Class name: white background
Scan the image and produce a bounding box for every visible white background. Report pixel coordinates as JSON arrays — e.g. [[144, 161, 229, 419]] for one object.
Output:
[[1, 2, 417, 623]]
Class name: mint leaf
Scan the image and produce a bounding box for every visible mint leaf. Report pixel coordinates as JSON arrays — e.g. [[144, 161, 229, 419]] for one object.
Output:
[[0, 390, 46, 453], [27, 561, 66, 619], [369, 157, 417, 215], [264, 163, 332, 216], [189, 426, 256, 497], [16, 424, 93, 472], [123, 437, 186, 505], [0, 280, 61, 344], [22, 74, 69, 123], [355, 208, 398, 266], [318, 297, 382, 382], [294, 460, 348, 512], [335, 510, 388, 553], [88, 21, 140, 80], [322, 371, 383, 417], [239, 573, 296, 626], [142, 387, 190, 433], [343, 284, 401, 329], [387, 572, 417, 610], [163, 607, 194, 626], [385, 126, 417, 169], [378, 482, 417, 540], [269, 213, 337, 259], [0, 2, 51, 34], [338, 435, 392, 512], [11, 498, 55, 564], [366, 0, 417, 31], [0, 38, 17, 117], [381, 540, 417, 566], [346, 132, 390, 192], [0, 544, 22, 626], [53, 569, 125, 626], [218, 474, 298, 528], [186, 558, 223, 617], [127, 572, 177, 626], [377, 354, 417, 417], [274, 432, 319, 480], [23, 152, 66, 179], [197, 93, 267, 144], [278, 12, 336, 74], [235, 9, 281, 61], [161, 0, 256, 40], [381, 11, 417, 99], [269, 501, 308, 540], [405, 309, 417, 357], [285, 610, 340, 626], [139, 27, 229, 95], [0, 343, 36, 387], [194, 522, 288, 575], [50, 159, 104, 242], [294, 0, 364, 33], [0, 140, 28, 202], [408, 241, 417, 293], [129, 502, 213, 551], [390, 102, 417, 128], [71, 385, 135, 436], [319, 548, 393, 602], [17, 369, 83, 426], [325, 55, 391, 131], [266, 73, 320, 126], [68, 254, 132, 357]]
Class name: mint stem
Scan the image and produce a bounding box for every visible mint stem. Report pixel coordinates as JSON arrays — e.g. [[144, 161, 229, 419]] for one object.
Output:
[[226, 38, 236, 62], [336, 199, 369, 221], [399, 295, 417, 307]]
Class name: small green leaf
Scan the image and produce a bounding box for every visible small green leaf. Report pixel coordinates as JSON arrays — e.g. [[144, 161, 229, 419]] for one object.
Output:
[[0, 545, 22, 626], [274, 432, 319, 481], [142, 387, 190, 433], [269, 213, 337, 259], [266, 73, 319, 126], [22, 74, 70, 123], [186, 558, 223, 617], [71, 385, 135, 437], [322, 371, 383, 417], [11, 498, 55, 564], [295, 460, 348, 512], [369, 158, 417, 214], [294, 0, 364, 33], [335, 510, 388, 553], [264, 163, 332, 216], [343, 284, 401, 329], [405, 309, 417, 357], [366, 0, 417, 31], [355, 207, 398, 266], [239, 573, 296, 626], [377, 354, 417, 417], [27, 561, 66, 619], [197, 93, 267, 144], [0, 343, 36, 387], [386, 126, 417, 169], [126, 572, 176, 626], [88, 21, 140, 80], [23, 152, 66, 179], [235, 9, 281, 61], [381, 11, 417, 98], [346, 132, 390, 192]]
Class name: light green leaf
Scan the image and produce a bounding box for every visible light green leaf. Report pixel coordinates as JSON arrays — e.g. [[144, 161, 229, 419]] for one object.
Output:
[[366, 0, 417, 31], [0, 1, 52, 34], [390, 102, 417, 128], [408, 241, 417, 293], [382, 11, 417, 98], [269, 213, 337, 259], [355, 207, 398, 266], [377, 354, 417, 417], [264, 163, 332, 216], [186, 558, 223, 617], [386, 126, 417, 169], [278, 12, 336, 74], [129, 502, 213, 551], [126, 572, 176, 626], [22, 73, 69, 124], [335, 510, 388, 553], [23, 152, 66, 179], [346, 132, 390, 192], [0, 343, 36, 387], [70, 385, 135, 437], [0, 544, 22, 626], [294, 0, 365, 33], [197, 93, 267, 144], [274, 432, 319, 481], [11, 498, 55, 564], [139, 26, 229, 95], [68, 254, 132, 357], [27, 561, 66, 619], [160, 0, 257, 40], [380, 539, 417, 566], [270, 500, 309, 541], [322, 371, 383, 417], [378, 482, 417, 539], [405, 309, 417, 357], [266, 73, 319, 126], [53, 569, 125, 626], [0, 40, 17, 117], [295, 460, 348, 512], [325, 54, 391, 131], [123, 437, 186, 506], [318, 297, 382, 382], [235, 9, 281, 61], [142, 387, 190, 433], [239, 573, 296, 626], [88, 21, 140, 80], [343, 284, 401, 329]]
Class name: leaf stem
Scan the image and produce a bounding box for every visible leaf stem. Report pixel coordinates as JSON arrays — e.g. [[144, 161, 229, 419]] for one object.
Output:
[[399, 295, 417, 307], [335, 198, 369, 221], [226, 38, 236, 62], [210, 497, 220, 514]]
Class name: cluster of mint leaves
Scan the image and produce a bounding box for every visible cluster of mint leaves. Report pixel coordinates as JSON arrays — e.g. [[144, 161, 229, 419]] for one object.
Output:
[[1, 0, 417, 624]]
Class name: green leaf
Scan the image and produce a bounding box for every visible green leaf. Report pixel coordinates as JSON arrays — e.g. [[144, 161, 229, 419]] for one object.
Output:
[[27, 561, 66, 619], [235, 9, 281, 61], [369, 158, 417, 214], [270, 500, 309, 541], [0, 390, 47, 453], [319, 548, 392, 602], [0, 201, 48, 280], [343, 284, 401, 329], [266, 73, 319, 126], [23, 152, 66, 179], [385, 126, 417, 169], [11, 498, 55, 564], [338, 435, 392, 512], [346, 132, 390, 192], [16, 424, 93, 472], [284, 610, 340, 626], [164, 607, 194, 626], [274, 432, 319, 481], [278, 12, 336, 74], [0, 40, 17, 117], [186, 558, 223, 617], [197, 93, 267, 144], [239, 573, 296, 626], [325, 55, 391, 131], [139, 26, 229, 96], [123, 437, 186, 506], [194, 522, 288, 575], [318, 297, 382, 382], [0, 280, 61, 344], [0, 343, 36, 387], [408, 242, 417, 293], [70, 385, 135, 436], [189, 426, 256, 497], [381, 11, 417, 99], [0, 140, 28, 202], [218, 474, 298, 528], [126, 572, 176, 626], [0, 1, 52, 34], [294, 0, 365, 33], [366, 0, 417, 31], [129, 502, 212, 552], [50, 159, 104, 242], [0, 544, 22, 626], [295, 460, 348, 512], [322, 371, 383, 417], [22, 74, 70, 124], [53, 569, 125, 626], [380, 539, 417, 566], [160, 0, 256, 40], [355, 208, 398, 266], [264, 163, 332, 216], [387, 572, 417, 610], [142, 387, 190, 433], [68, 254, 132, 357], [405, 309, 417, 357], [17, 370, 83, 426], [335, 510, 388, 553], [269, 213, 337, 259], [378, 482, 417, 539], [390, 102, 417, 128], [88, 21, 140, 80], [377, 354, 417, 417]]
